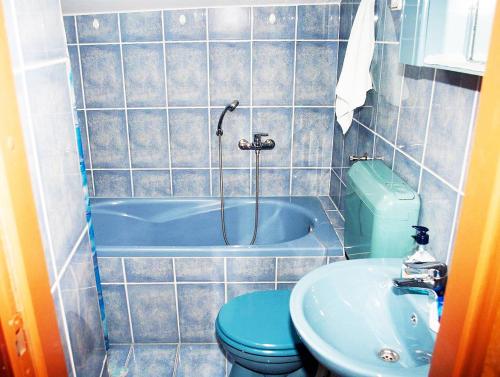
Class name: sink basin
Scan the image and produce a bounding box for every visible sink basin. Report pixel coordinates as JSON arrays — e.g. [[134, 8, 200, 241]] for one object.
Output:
[[290, 258, 436, 377]]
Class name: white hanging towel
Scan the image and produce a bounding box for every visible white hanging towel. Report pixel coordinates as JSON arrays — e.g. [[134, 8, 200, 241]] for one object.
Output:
[[335, 0, 375, 134]]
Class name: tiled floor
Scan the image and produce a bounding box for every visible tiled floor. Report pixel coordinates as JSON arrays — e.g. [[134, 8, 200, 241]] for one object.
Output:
[[107, 343, 227, 377]]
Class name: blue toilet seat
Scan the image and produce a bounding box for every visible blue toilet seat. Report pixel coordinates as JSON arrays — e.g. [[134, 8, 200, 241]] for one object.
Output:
[[216, 290, 302, 358]]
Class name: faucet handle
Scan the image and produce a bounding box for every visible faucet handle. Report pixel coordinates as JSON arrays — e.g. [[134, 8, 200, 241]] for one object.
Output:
[[253, 132, 268, 144], [238, 139, 252, 150], [404, 262, 448, 278]]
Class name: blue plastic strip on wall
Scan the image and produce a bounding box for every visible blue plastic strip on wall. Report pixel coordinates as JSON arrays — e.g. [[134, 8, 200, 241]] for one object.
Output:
[[67, 64, 110, 350]]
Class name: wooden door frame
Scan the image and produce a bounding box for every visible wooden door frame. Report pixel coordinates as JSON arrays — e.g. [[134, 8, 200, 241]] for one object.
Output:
[[0, 4, 67, 377], [429, 2, 500, 376]]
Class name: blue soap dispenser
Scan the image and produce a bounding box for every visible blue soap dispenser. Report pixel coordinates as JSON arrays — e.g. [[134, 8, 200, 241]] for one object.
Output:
[[403, 226, 436, 272]]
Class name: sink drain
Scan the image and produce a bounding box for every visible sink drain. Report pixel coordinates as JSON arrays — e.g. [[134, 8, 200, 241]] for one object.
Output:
[[378, 349, 400, 363]]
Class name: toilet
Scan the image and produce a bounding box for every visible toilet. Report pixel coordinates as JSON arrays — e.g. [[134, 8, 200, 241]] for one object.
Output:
[[216, 290, 316, 377]]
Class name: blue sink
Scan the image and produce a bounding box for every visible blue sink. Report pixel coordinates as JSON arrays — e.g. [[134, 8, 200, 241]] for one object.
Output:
[[290, 259, 436, 377]]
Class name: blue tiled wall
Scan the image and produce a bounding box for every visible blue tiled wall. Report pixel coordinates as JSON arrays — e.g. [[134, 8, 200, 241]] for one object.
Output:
[[63, 4, 342, 198], [98, 254, 346, 346], [330, 0, 481, 263], [3, 0, 107, 375]]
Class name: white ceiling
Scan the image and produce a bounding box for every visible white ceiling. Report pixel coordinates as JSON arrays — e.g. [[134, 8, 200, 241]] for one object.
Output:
[[61, 0, 336, 15]]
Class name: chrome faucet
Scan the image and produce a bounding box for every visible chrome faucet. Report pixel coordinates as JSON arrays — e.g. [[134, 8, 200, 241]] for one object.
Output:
[[238, 133, 275, 151], [393, 261, 448, 296]]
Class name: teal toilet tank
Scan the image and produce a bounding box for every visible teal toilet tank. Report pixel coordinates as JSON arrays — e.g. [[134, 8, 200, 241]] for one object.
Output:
[[344, 161, 420, 259]]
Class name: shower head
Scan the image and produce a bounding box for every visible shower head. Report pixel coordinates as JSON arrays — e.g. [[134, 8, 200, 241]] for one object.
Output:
[[216, 100, 240, 136], [228, 100, 239, 111]]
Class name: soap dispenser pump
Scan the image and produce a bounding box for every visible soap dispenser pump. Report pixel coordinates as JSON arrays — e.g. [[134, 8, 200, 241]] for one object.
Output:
[[404, 225, 436, 264]]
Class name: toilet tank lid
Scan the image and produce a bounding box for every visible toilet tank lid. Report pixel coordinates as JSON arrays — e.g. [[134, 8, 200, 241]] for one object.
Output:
[[347, 161, 419, 217]]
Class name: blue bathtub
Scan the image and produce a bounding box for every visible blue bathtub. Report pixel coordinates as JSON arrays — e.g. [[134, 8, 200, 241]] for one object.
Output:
[[91, 197, 342, 257]]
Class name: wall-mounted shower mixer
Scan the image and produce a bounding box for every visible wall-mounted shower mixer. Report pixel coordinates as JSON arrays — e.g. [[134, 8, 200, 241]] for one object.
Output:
[[216, 100, 276, 246], [238, 133, 275, 151]]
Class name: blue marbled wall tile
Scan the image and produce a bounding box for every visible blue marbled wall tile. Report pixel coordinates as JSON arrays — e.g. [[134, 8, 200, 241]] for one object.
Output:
[[86, 110, 129, 168], [210, 108, 250, 168], [277, 257, 326, 281], [101, 285, 131, 343], [357, 124, 375, 157], [24, 63, 88, 274], [293, 108, 334, 167], [64, 16, 76, 44], [251, 169, 290, 196], [252, 42, 294, 106], [118, 345, 177, 376], [396, 66, 434, 162], [175, 257, 224, 282], [209, 42, 251, 106], [326, 210, 344, 228], [128, 284, 178, 342], [68, 46, 83, 109], [97, 257, 123, 283], [319, 195, 336, 210], [80, 45, 124, 108], [373, 136, 394, 167], [227, 283, 275, 301], [227, 257, 275, 282], [177, 284, 224, 342], [374, 43, 404, 144], [424, 70, 479, 189], [176, 344, 226, 377], [59, 234, 105, 377], [132, 170, 171, 197], [125, 257, 173, 282], [339, 3, 358, 40], [212, 169, 251, 196], [128, 109, 169, 168], [277, 283, 296, 290], [60, 284, 105, 377], [292, 169, 330, 195], [329, 170, 342, 208], [331, 121, 344, 168], [252, 108, 292, 167], [253, 6, 296, 39], [123, 44, 166, 107], [336, 41, 347, 79], [77, 111, 90, 167], [13, 0, 67, 66], [172, 169, 210, 196], [107, 345, 130, 373], [295, 42, 338, 105], [354, 106, 374, 129], [52, 293, 73, 375], [381, 0, 401, 42], [164, 9, 206, 41], [374, 0, 385, 41], [370, 42, 384, 91], [342, 121, 359, 167], [59, 232, 96, 290], [77, 14, 119, 43], [393, 151, 420, 191], [170, 109, 209, 168], [208, 7, 251, 40], [86, 171, 94, 196], [93, 170, 132, 197], [120, 11, 162, 42], [297, 5, 339, 40], [418, 171, 458, 262], [165, 43, 208, 106]]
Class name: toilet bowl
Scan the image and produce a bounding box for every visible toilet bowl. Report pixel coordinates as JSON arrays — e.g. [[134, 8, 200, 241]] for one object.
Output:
[[216, 290, 316, 377]]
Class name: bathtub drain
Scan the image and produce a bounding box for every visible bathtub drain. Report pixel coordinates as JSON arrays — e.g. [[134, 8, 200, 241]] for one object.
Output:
[[378, 349, 400, 363]]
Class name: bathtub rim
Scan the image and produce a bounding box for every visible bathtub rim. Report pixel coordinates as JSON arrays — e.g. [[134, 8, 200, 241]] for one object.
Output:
[[90, 196, 343, 258]]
